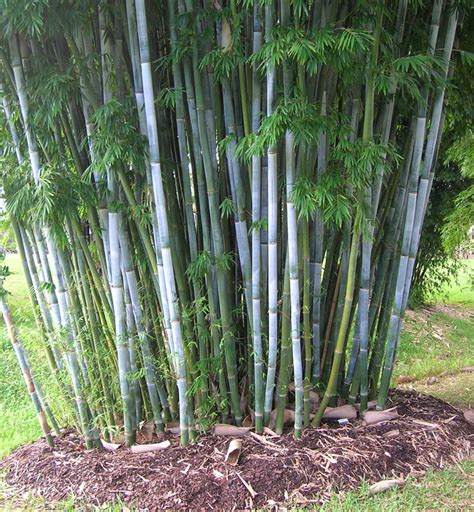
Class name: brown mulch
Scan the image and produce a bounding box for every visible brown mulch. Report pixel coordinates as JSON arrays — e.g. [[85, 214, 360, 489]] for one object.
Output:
[[1, 390, 472, 510]]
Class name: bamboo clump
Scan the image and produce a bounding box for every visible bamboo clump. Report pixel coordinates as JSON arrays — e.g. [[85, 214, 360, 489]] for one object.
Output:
[[0, 0, 462, 446]]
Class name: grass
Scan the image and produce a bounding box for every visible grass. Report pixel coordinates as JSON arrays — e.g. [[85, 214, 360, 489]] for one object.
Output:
[[436, 259, 474, 305], [0, 253, 70, 458], [411, 371, 473, 409], [321, 460, 474, 511], [0, 253, 42, 458], [0, 487, 128, 512], [395, 309, 474, 383], [0, 253, 473, 510]]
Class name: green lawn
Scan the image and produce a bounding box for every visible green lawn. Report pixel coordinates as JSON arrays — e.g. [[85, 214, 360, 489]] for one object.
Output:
[[436, 259, 474, 305], [396, 309, 474, 383], [0, 253, 43, 458], [321, 461, 474, 512], [0, 253, 472, 509]]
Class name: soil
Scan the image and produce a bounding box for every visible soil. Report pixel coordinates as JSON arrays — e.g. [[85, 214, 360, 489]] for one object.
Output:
[[1, 390, 472, 510]]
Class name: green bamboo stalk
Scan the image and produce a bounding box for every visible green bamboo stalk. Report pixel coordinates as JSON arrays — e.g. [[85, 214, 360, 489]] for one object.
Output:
[[250, 3, 264, 430], [135, 0, 190, 442], [263, 1, 279, 426], [313, 231, 359, 426], [182, 0, 242, 426], [377, 0, 445, 408]]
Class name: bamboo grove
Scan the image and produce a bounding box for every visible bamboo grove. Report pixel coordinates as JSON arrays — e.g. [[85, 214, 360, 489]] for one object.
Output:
[[0, 0, 467, 447]]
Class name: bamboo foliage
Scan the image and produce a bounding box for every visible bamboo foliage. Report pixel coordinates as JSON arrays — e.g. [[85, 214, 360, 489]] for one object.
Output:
[[0, 0, 465, 446]]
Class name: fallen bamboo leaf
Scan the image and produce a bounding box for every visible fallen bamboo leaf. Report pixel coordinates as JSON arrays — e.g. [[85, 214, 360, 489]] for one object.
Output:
[[130, 440, 171, 453], [225, 439, 242, 465], [323, 405, 357, 420], [362, 410, 399, 425], [369, 478, 405, 495], [100, 439, 121, 451], [214, 424, 251, 437]]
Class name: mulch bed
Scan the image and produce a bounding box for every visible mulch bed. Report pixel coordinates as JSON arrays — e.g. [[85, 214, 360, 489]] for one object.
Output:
[[1, 390, 472, 510]]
